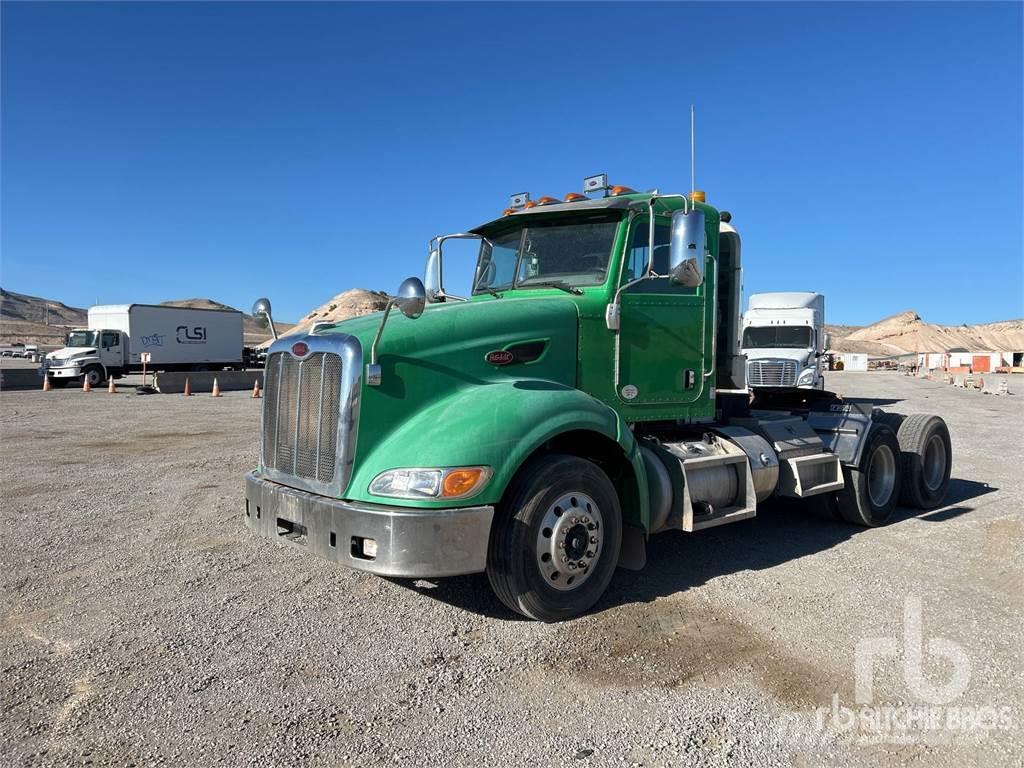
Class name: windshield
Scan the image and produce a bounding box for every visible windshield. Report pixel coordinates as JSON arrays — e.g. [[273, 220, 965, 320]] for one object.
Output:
[[473, 214, 620, 294], [66, 331, 98, 348], [742, 326, 813, 349]]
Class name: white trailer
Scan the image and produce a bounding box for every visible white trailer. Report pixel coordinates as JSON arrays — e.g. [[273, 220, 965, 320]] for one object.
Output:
[[42, 304, 244, 387], [741, 292, 829, 389]]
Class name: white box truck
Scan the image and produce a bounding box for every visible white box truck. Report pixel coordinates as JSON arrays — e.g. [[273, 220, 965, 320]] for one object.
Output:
[[741, 292, 829, 389], [42, 304, 244, 387]]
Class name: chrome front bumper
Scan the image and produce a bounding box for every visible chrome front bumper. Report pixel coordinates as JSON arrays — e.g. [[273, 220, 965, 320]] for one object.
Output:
[[244, 471, 494, 578]]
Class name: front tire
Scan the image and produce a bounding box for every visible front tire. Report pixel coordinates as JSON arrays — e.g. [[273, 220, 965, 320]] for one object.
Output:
[[82, 365, 105, 388], [487, 454, 622, 622], [837, 424, 902, 527]]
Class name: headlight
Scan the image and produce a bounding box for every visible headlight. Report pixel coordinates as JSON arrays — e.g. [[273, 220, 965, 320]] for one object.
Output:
[[797, 367, 816, 385], [369, 466, 492, 500]]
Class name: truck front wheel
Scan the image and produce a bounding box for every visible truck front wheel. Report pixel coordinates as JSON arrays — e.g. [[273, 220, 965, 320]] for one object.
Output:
[[487, 454, 622, 622], [83, 365, 105, 388]]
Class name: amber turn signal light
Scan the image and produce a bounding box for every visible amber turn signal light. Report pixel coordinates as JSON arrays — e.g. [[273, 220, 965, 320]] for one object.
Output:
[[441, 467, 490, 498]]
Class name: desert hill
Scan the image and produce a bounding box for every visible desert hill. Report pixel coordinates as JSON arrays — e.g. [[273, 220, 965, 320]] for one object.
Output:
[[829, 311, 1024, 356], [269, 289, 391, 344]]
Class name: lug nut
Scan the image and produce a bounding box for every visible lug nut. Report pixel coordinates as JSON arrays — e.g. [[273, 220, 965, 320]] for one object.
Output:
[[586, 550, 594, 558], [590, 536, 597, 543]]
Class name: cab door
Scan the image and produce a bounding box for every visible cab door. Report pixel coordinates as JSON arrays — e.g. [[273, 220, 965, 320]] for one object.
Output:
[[99, 331, 124, 370], [615, 216, 709, 406]]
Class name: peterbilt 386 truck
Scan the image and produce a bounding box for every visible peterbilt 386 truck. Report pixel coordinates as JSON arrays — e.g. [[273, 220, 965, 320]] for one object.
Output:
[[244, 176, 953, 621]]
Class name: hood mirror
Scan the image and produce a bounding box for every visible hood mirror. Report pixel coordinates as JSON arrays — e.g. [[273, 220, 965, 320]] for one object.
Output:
[[395, 277, 426, 320], [251, 297, 278, 340], [367, 277, 427, 387]]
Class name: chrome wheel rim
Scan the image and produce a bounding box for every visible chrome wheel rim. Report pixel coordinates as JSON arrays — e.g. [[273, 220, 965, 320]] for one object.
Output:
[[923, 434, 946, 491], [868, 444, 897, 508], [535, 492, 602, 592]]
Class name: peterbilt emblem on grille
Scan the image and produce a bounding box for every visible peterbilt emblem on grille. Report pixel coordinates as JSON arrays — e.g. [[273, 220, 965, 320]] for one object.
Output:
[[291, 341, 309, 357], [485, 349, 515, 366]]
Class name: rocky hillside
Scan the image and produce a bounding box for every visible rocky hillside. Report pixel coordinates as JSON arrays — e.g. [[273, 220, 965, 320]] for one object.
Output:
[[271, 289, 390, 344], [829, 311, 1024, 356]]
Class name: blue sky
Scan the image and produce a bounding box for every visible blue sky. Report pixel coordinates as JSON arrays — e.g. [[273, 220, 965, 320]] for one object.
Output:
[[2, 1, 1021, 325]]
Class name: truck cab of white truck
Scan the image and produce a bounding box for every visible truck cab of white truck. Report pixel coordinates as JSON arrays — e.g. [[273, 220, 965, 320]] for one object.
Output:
[[741, 292, 829, 389], [44, 328, 128, 387]]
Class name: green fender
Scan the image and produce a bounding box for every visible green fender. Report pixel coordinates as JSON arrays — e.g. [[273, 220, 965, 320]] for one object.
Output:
[[345, 379, 651, 529]]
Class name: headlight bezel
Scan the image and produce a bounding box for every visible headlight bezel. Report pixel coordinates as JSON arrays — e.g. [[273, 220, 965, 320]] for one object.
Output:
[[368, 466, 493, 501], [797, 366, 817, 386]]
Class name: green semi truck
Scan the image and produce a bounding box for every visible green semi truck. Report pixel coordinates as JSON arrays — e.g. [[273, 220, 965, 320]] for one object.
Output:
[[244, 176, 952, 621]]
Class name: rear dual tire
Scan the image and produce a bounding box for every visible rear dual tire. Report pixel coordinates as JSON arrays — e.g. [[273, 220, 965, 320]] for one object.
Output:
[[872, 412, 952, 509], [837, 424, 902, 526]]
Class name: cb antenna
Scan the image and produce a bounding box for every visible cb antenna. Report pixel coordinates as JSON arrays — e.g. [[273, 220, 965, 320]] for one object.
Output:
[[690, 103, 695, 197]]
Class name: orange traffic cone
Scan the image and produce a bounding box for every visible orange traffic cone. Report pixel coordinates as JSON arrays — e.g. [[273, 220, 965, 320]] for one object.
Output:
[[184, 377, 193, 397], [82, 376, 92, 393], [108, 378, 117, 394], [252, 379, 261, 399], [212, 378, 222, 397], [42, 376, 52, 392]]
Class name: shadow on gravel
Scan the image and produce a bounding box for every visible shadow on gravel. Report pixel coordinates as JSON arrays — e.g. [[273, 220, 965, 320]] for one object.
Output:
[[401, 477, 998, 620]]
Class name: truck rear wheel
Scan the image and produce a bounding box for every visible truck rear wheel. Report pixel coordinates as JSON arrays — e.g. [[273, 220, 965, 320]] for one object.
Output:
[[487, 453, 622, 622], [837, 424, 901, 527], [893, 414, 952, 509]]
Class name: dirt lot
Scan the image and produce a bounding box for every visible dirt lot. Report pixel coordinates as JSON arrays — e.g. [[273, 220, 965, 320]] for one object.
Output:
[[1, 372, 1021, 767]]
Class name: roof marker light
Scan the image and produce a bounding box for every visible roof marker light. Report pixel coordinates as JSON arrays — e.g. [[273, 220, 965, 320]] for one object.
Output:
[[536, 196, 560, 206], [609, 185, 636, 196], [523, 200, 538, 209], [563, 192, 587, 203]]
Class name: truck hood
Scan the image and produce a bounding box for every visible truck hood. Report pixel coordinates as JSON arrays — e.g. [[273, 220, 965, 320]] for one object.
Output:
[[47, 347, 97, 361], [745, 348, 813, 367], [322, 295, 581, 386]]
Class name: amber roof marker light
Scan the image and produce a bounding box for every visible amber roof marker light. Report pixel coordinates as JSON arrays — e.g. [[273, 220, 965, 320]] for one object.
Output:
[[563, 192, 587, 202], [535, 196, 560, 206]]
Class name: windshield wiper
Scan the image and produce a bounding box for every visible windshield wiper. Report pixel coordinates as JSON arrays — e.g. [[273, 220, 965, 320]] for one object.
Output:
[[519, 280, 583, 295], [479, 287, 503, 299]]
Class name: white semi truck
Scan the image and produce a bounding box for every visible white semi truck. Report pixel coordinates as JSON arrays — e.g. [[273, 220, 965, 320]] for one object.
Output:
[[42, 304, 244, 387], [741, 292, 829, 389]]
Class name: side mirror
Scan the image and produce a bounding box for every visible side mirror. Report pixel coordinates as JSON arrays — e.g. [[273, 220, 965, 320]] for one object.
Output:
[[251, 297, 278, 340], [425, 249, 442, 303], [669, 209, 706, 287], [394, 277, 426, 320], [822, 332, 832, 351]]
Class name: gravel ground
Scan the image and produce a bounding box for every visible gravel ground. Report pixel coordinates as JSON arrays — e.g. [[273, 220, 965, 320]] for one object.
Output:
[[1, 372, 1021, 767]]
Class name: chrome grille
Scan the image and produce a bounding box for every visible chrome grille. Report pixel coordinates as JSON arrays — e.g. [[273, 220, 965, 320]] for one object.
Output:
[[747, 359, 798, 387], [262, 351, 343, 484]]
